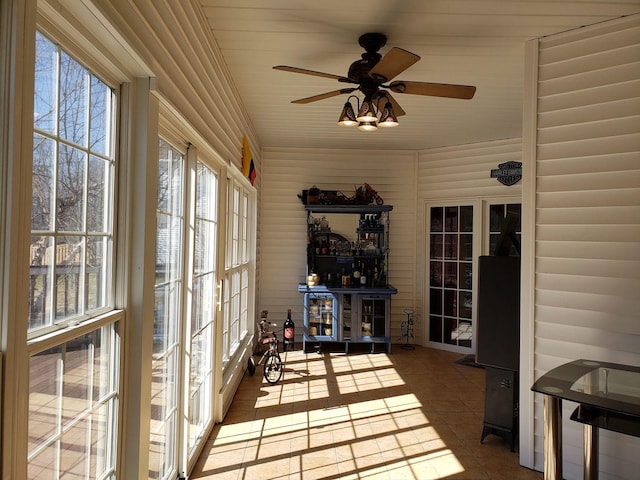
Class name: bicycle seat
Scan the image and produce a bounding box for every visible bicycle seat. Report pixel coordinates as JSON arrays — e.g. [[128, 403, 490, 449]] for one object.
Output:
[[262, 337, 277, 344]]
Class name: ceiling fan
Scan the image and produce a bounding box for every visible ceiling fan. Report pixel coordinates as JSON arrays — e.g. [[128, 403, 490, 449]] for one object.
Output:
[[273, 33, 476, 129]]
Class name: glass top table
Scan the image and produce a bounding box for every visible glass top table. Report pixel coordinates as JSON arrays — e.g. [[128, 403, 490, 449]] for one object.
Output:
[[531, 359, 640, 480]]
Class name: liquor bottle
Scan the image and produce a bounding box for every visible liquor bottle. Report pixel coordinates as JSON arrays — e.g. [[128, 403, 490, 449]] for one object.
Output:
[[360, 264, 367, 287], [373, 260, 379, 287], [283, 309, 295, 351]]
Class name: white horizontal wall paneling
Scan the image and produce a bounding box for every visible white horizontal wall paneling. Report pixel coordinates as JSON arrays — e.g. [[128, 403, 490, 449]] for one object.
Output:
[[260, 147, 417, 344], [533, 14, 640, 478], [91, 0, 259, 172], [418, 138, 523, 199]]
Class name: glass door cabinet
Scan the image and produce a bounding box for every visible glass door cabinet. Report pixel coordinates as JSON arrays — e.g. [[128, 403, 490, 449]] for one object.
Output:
[[304, 293, 337, 339]]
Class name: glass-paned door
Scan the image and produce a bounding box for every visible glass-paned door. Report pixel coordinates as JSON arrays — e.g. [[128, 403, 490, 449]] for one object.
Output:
[[360, 297, 387, 339], [186, 162, 218, 459], [305, 294, 335, 338], [428, 205, 474, 351], [151, 141, 219, 479], [341, 294, 352, 341], [150, 139, 184, 480]]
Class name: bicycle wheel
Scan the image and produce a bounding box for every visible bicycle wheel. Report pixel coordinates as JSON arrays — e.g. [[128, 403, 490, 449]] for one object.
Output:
[[263, 352, 283, 384], [247, 356, 256, 376]]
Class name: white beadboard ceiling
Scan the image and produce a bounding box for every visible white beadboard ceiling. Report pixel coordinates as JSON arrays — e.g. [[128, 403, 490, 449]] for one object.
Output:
[[198, 1, 639, 151]]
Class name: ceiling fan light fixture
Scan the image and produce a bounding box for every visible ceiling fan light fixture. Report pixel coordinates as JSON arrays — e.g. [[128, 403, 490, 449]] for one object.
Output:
[[337, 101, 358, 126], [357, 121, 378, 132], [378, 101, 399, 128], [356, 98, 377, 123]]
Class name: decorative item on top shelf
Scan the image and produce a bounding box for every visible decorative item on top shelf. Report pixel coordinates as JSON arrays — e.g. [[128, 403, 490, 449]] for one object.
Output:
[[298, 183, 383, 206]]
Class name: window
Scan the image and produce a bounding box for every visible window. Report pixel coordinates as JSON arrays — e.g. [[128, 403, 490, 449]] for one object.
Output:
[[28, 30, 119, 479], [31, 31, 115, 334], [222, 180, 254, 362], [486, 202, 521, 256], [27, 324, 119, 479]]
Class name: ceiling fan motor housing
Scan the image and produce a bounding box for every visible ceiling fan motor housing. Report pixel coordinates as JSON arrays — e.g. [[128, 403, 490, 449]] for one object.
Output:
[[348, 33, 387, 88]]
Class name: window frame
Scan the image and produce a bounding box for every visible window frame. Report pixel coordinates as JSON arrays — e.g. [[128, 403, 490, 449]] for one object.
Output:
[[24, 26, 124, 479], [221, 175, 255, 366], [29, 30, 118, 339]]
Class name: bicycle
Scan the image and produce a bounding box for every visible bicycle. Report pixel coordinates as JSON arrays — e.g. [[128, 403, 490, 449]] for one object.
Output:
[[247, 319, 284, 384]]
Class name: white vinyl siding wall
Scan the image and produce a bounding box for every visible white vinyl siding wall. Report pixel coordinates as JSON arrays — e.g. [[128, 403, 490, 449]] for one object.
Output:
[[260, 147, 417, 343], [531, 15, 640, 479]]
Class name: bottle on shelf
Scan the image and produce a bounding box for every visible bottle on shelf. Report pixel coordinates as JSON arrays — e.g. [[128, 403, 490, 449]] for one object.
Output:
[[284, 308, 295, 351]]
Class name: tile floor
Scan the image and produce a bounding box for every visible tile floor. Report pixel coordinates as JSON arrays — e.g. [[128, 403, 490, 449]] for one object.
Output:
[[191, 345, 543, 479]]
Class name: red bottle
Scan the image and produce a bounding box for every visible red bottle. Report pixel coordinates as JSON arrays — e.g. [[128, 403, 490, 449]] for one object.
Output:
[[284, 309, 295, 351]]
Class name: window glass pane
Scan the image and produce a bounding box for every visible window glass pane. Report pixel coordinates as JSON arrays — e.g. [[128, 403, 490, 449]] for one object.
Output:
[[444, 234, 458, 259], [56, 144, 86, 232], [459, 262, 472, 290], [459, 234, 472, 260], [242, 192, 249, 262], [231, 186, 240, 266], [488, 202, 521, 256], [460, 206, 473, 232], [507, 203, 521, 230], [59, 50, 88, 147], [87, 155, 108, 232], [55, 236, 83, 321], [430, 207, 443, 232], [29, 345, 62, 454], [430, 234, 443, 259], [28, 324, 118, 479], [430, 261, 442, 287], [89, 76, 111, 156], [31, 32, 115, 333], [157, 141, 183, 215], [30, 235, 54, 330], [34, 31, 57, 134], [86, 236, 108, 311], [32, 134, 55, 231], [489, 204, 504, 232], [188, 324, 212, 453], [444, 206, 458, 232]]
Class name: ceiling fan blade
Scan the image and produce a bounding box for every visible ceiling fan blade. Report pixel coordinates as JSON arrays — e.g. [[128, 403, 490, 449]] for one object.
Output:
[[374, 91, 406, 117], [389, 80, 476, 99], [291, 88, 356, 104], [273, 65, 353, 83], [368, 47, 420, 83]]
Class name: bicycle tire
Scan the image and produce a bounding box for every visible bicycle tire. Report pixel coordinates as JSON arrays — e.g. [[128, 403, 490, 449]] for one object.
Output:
[[263, 353, 283, 384], [247, 356, 256, 376]]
